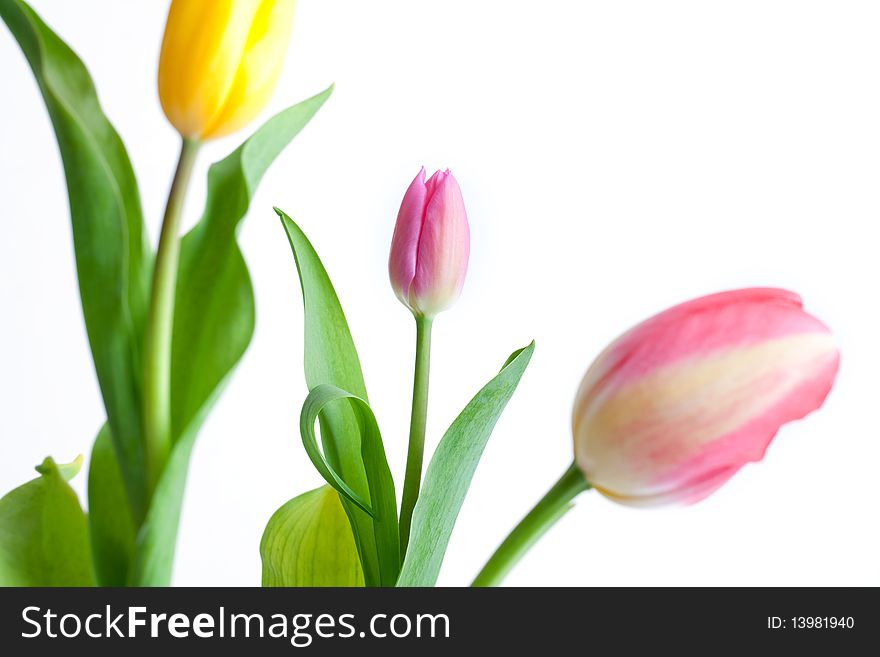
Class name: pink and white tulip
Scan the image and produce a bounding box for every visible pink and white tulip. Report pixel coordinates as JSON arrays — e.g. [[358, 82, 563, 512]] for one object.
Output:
[[572, 288, 839, 507], [389, 167, 470, 318]]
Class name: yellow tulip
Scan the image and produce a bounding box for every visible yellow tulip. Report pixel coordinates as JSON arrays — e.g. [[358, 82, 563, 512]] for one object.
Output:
[[158, 0, 296, 140]]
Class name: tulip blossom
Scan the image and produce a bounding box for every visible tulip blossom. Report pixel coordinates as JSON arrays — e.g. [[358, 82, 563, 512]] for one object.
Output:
[[158, 0, 296, 140], [389, 168, 470, 318], [389, 167, 470, 555], [572, 288, 839, 507]]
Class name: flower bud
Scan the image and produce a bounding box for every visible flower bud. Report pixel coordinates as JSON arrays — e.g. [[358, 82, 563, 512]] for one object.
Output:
[[389, 167, 470, 318], [572, 289, 839, 506], [158, 0, 296, 140]]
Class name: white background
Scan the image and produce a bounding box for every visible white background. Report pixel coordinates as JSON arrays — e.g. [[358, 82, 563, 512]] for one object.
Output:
[[1, 1, 878, 586]]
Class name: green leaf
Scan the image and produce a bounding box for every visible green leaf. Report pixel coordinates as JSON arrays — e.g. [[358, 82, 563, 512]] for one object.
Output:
[[171, 86, 334, 444], [0, 457, 95, 586], [300, 385, 400, 586], [127, 431, 197, 586], [397, 342, 535, 587], [127, 90, 332, 587], [1, 0, 152, 521], [261, 486, 364, 587], [276, 210, 387, 587], [87, 424, 136, 586]]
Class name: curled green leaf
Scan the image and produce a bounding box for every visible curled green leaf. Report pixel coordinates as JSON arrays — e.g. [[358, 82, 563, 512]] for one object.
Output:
[[300, 388, 373, 516], [277, 210, 392, 587], [300, 384, 400, 586]]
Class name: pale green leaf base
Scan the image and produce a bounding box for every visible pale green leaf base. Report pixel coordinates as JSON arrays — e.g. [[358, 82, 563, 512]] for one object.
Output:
[[0, 458, 94, 586], [261, 486, 364, 587]]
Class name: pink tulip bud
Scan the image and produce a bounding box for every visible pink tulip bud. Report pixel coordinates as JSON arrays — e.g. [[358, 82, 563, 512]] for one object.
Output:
[[389, 167, 470, 318], [572, 289, 839, 507]]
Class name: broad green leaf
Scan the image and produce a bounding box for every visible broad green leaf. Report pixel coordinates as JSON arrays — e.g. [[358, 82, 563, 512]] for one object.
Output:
[[0, 457, 95, 586], [171, 86, 333, 443], [127, 90, 332, 587], [300, 385, 399, 586], [261, 486, 364, 587], [88, 424, 136, 586], [397, 343, 535, 587], [1, 0, 152, 521], [276, 211, 385, 587]]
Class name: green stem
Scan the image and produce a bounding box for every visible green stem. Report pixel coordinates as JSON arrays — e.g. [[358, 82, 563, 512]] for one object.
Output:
[[471, 462, 590, 587], [142, 137, 200, 494], [398, 315, 433, 558]]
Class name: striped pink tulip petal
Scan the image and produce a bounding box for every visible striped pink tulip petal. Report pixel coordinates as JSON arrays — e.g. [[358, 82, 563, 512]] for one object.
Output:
[[389, 167, 470, 318], [572, 289, 839, 507]]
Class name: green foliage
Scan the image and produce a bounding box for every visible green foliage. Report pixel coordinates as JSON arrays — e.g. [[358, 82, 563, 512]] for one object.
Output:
[[130, 90, 333, 586], [274, 214, 534, 587], [2, 0, 332, 586], [261, 486, 364, 587], [4, 0, 537, 591], [1, 0, 152, 519], [277, 211, 393, 587], [87, 425, 136, 586], [171, 88, 333, 445], [0, 457, 95, 586], [300, 385, 400, 586], [397, 343, 535, 587]]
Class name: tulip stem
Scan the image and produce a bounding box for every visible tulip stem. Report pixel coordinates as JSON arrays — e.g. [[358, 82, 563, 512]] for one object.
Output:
[[142, 137, 200, 494], [399, 315, 433, 559], [471, 463, 590, 587]]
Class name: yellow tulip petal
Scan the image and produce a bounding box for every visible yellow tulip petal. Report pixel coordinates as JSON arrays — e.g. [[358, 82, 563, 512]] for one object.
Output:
[[158, 0, 263, 139], [201, 0, 296, 139]]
